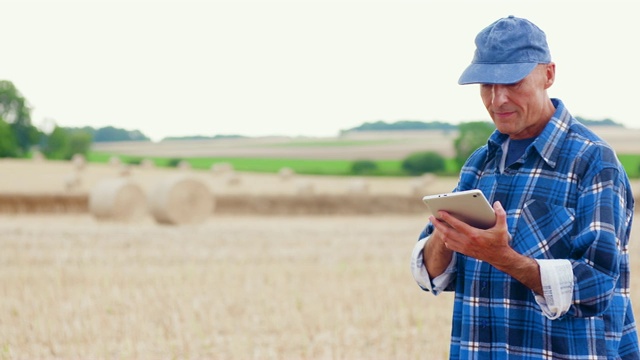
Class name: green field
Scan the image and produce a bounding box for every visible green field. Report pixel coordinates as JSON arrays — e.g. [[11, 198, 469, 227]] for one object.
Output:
[[619, 154, 640, 178], [89, 151, 640, 178], [265, 139, 400, 148], [87, 152, 462, 177]]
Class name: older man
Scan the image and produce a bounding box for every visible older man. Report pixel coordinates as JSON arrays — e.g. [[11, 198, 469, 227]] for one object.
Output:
[[411, 16, 638, 359]]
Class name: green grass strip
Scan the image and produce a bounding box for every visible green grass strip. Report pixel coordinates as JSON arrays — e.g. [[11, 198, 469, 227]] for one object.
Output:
[[619, 154, 640, 178], [88, 152, 640, 178], [265, 139, 399, 148]]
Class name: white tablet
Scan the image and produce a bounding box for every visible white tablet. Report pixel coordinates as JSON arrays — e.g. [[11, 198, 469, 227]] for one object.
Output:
[[422, 189, 496, 229]]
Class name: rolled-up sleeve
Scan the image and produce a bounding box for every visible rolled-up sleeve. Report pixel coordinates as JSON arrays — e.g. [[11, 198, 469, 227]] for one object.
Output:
[[534, 259, 574, 319], [411, 236, 457, 295]]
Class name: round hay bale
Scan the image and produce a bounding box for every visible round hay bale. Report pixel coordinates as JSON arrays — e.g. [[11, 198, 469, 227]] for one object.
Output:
[[421, 173, 437, 186], [32, 151, 45, 162], [224, 172, 241, 186], [294, 179, 315, 195], [118, 164, 132, 177], [408, 173, 438, 195], [211, 162, 233, 175], [177, 160, 191, 171], [64, 171, 82, 192], [140, 158, 155, 169], [149, 175, 214, 225], [279, 167, 295, 181], [347, 178, 369, 194], [109, 156, 121, 166], [409, 178, 425, 196], [633, 181, 640, 201], [89, 178, 147, 222], [71, 153, 86, 170]]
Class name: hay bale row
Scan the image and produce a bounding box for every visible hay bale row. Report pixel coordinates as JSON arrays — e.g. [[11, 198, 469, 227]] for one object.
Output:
[[214, 194, 426, 215], [88, 175, 214, 225], [0, 194, 87, 213], [0, 192, 428, 215]]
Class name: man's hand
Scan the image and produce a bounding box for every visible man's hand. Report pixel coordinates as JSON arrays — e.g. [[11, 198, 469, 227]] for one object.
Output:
[[430, 201, 511, 264], [429, 201, 543, 295]]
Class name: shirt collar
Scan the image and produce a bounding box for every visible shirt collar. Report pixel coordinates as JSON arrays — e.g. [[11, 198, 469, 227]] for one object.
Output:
[[532, 98, 571, 168], [486, 98, 572, 169]]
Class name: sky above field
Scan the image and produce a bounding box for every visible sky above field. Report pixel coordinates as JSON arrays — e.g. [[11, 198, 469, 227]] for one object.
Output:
[[1, 0, 638, 141]]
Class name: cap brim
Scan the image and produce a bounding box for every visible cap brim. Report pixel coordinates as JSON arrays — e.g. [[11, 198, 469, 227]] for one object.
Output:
[[458, 62, 538, 85]]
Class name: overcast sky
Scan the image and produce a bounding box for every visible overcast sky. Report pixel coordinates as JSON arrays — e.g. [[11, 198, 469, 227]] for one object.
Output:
[[1, 0, 638, 141]]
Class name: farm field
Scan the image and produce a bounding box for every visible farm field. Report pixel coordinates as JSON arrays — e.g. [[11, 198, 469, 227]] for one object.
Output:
[[1, 126, 640, 359], [0, 158, 460, 359], [1, 213, 640, 359], [0, 213, 452, 359], [91, 127, 640, 160], [0, 158, 459, 204], [91, 130, 461, 160], [89, 127, 640, 178]]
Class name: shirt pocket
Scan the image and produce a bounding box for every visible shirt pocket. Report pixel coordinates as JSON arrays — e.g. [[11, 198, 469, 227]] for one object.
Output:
[[511, 199, 576, 259]]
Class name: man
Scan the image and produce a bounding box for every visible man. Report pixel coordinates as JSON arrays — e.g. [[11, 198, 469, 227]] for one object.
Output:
[[411, 16, 639, 359]]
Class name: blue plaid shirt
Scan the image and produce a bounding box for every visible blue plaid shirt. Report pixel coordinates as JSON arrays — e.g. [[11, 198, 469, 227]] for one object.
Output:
[[418, 99, 638, 359]]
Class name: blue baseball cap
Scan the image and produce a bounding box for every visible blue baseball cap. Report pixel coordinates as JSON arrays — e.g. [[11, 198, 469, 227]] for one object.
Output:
[[458, 16, 552, 85]]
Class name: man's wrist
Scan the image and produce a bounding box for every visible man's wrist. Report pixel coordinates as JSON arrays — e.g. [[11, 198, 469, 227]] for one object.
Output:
[[491, 250, 543, 295]]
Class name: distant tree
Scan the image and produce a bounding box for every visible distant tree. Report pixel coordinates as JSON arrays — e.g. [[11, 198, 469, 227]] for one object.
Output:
[[342, 120, 458, 133], [41, 126, 70, 160], [402, 151, 446, 175], [40, 126, 91, 160], [454, 121, 495, 167], [64, 126, 97, 138], [167, 158, 183, 167], [162, 134, 245, 141], [0, 80, 38, 155], [125, 157, 143, 165], [576, 117, 623, 127], [0, 118, 18, 157], [93, 126, 150, 142], [351, 160, 378, 175], [67, 131, 93, 158]]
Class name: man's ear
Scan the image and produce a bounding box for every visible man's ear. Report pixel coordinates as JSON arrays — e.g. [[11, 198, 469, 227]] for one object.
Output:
[[544, 63, 556, 89]]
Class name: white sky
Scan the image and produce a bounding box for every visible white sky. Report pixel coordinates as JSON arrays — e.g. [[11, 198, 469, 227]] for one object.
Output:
[[1, 0, 638, 141]]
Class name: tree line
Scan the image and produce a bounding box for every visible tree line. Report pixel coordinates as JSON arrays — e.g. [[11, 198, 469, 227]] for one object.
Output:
[[0, 79, 624, 162], [0, 80, 149, 160], [342, 117, 623, 133]]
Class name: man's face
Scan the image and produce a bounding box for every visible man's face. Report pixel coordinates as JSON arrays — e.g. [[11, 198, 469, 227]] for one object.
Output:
[[480, 64, 555, 140]]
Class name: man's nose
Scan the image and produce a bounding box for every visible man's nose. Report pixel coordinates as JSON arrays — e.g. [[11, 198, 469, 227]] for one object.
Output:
[[490, 85, 509, 107]]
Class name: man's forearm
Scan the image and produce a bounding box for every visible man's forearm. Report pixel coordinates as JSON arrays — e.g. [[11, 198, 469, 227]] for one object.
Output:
[[423, 234, 455, 279], [491, 250, 543, 295]]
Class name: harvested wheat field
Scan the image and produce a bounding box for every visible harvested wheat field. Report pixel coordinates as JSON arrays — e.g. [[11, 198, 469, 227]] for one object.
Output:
[[1, 214, 639, 359], [0, 213, 451, 359], [0, 157, 639, 359]]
